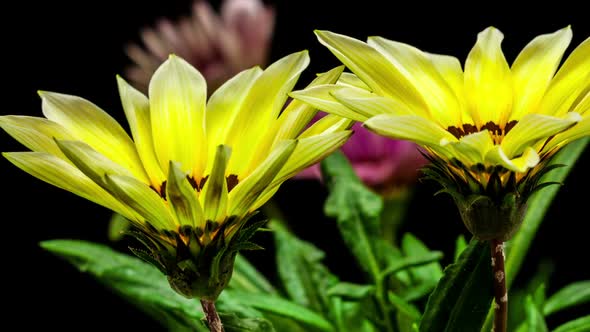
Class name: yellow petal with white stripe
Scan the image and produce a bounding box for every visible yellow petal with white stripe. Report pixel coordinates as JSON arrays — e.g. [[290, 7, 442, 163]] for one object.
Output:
[[315, 30, 425, 110], [501, 113, 580, 158], [149, 55, 207, 178], [510, 26, 572, 121], [485, 146, 540, 173], [3, 152, 139, 222], [106, 174, 176, 231], [40, 91, 149, 182], [55, 140, 136, 190], [363, 114, 457, 148], [290, 85, 367, 122], [0, 116, 75, 157], [228, 140, 297, 217], [166, 161, 204, 228], [368, 37, 461, 127], [200, 145, 230, 224], [117, 76, 165, 189], [464, 27, 513, 127], [538, 37, 590, 116]]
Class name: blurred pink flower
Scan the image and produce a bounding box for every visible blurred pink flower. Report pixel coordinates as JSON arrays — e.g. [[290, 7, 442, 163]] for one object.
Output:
[[124, 0, 275, 93], [298, 113, 428, 197]]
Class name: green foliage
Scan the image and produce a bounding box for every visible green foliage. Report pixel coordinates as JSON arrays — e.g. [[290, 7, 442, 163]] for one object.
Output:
[[419, 239, 492, 332], [40, 140, 590, 331]]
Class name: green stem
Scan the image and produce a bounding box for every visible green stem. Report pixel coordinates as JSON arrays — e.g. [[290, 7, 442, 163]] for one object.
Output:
[[201, 299, 224, 332]]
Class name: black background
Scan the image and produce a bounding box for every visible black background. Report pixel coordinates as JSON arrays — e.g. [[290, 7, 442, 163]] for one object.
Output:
[[3, 0, 590, 330]]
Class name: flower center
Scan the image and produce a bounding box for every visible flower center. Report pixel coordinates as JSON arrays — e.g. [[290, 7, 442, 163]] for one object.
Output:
[[447, 120, 518, 144]]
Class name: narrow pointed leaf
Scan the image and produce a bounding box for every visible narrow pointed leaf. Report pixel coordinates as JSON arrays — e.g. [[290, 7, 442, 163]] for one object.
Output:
[[543, 280, 590, 316]]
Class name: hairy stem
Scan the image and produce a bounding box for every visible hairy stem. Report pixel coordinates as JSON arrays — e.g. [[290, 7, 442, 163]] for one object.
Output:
[[201, 299, 225, 332], [490, 240, 507, 332]]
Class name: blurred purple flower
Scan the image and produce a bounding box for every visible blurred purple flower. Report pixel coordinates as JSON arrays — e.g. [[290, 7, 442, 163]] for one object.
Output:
[[298, 113, 428, 197], [124, 0, 275, 93]]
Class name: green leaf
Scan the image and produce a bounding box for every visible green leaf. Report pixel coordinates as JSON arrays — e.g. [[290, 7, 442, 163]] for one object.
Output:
[[326, 282, 374, 299], [419, 239, 492, 332], [387, 292, 422, 331], [218, 313, 276, 332], [402, 233, 442, 287], [453, 234, 468, 262], [552, 315, 590, 332], [505, 138, 588, 288], [515, 296, 548, 332], [379, 251, 444, 281], [223, 290, 334, 332], [508, 260, 554, 331], [321, 152, 395, 279], [229, 254, 277, 295], [40, 239, 206, 331], [544, 280, 590, 316], [270, 220, 338, 316], [481, 137, 589, 332], [330, 296, 380, 332]]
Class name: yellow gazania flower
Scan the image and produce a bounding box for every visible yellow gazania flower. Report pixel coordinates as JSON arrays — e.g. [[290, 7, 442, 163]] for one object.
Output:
[[0, 51, 352, 299], [291, 27, 589, 241]]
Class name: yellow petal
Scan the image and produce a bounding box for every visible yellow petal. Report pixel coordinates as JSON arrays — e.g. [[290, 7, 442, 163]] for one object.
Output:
[[363, 114, 457, 148], [3, 152, 139, 222], [39, 91, 149, 183], [336, 72, 371, 90], [228, 140, 297, 218], [206, 66, 262, 161], [117, 76, 166, 189], [56, 140, 137, 192], [539, 37, 590, 116], [446, 131, 494, 165], [0, 116, 75, 157], [501, 113, 580, 158], [572, 89, 590, 115], [271, 131, 352, 185], [273, 65, 344, 143], [200, 145, 230, 224], [226, 51, 309, 176], [510, 26, 573, 121], [290, 84, 367, 122], [464, 27, 513, 128], [368, 36, 461, 127], [106, 174, 176, 231], [427, 53, 471, 124], [166, 161, 204, 228], [485, 146, 539, 173], [300, 114, 353, 139], [541, 115, 590, 153], [315, 30, 425, 110], [149, 55, 207, 179], [331, 86, 418, 118]]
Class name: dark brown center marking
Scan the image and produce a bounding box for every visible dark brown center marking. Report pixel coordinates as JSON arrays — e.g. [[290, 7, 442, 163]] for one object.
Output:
[[447, 120, 517, 143], [150, 174, 240, 200]]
